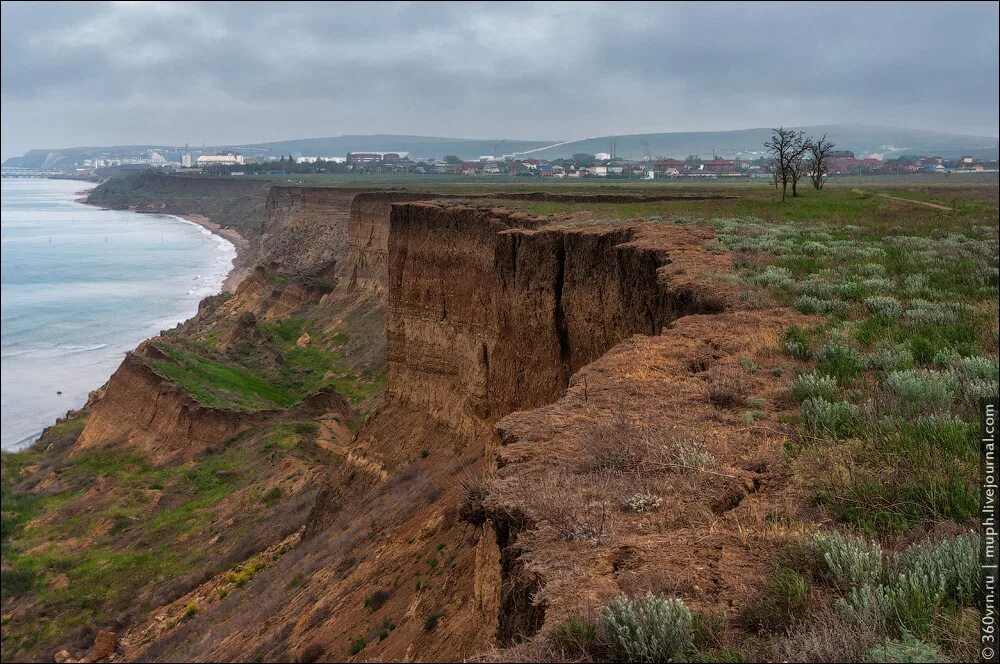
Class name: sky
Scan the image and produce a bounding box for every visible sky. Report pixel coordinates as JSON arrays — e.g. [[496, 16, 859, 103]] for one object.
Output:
[[2, 1, 998, 160]]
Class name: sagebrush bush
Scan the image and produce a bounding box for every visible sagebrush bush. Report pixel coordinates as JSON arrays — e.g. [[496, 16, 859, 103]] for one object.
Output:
[[884, 369, 955, 413], [670, 437, 717, 473], [837, 572, 944, 636], [783, 326, 812, 360], [865, 635, 944, 663], [856, 263, 887, 278], [868, 342, 915, 372], [939, 352, 999, 381], [811, 532, 883, 590], [817, 343, 867, 384], [790, 372, 838, 403], [864, 296, 903, 319], [904, 300, 959, 326], [601, 593, 693, 663], [897, 534, 979, 606], [796, 295, 849, 317], [801, 398, 860, 439], [753, 265, 795, 288]]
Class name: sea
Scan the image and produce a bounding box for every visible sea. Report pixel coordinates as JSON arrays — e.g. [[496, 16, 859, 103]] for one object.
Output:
[[0, 178, 236, 450]]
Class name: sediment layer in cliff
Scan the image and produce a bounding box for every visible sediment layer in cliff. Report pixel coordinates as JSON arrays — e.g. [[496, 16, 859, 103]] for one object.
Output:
[[104, 199, 754, 663]]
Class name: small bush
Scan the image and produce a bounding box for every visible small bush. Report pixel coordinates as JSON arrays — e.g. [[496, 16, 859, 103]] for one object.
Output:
[[349, 635, 366, 655], [790, 372, 838, 403], [601, 593, 693, 663], [868, 342, 915, 372], [811, 532, 883, 590], [623, 492, 662, 513], [838, 573, 944, 636], [883, 369, 955, 413], [664, 436, 718, 473], [183, 601, 198, 619], [817, 343, 867, 385], [551, 617, 597, 657], [424, 611, 442, 632], [753, 265, 795, 288], [801, 398, 860, 439], [864, 296, 903, 319], [865, 635, 944, 663], [364, 588, 391, 612], [897, 534, 979, 606], [783, 325, 812, 360]]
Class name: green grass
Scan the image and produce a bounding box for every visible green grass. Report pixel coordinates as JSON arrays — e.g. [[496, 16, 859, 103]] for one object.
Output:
[[148, 342, 298, 410], [662, 192, 996, 536], [0, 423, 313, 659]]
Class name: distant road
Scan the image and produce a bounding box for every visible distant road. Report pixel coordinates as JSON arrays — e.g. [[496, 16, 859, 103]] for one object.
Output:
[[877, 193, 955, 211]]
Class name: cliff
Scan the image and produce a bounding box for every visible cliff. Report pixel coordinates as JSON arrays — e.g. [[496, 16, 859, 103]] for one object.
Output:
[[6, 180, 806, 663]]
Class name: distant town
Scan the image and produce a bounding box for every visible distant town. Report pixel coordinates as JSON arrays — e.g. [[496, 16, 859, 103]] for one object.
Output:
[[3, 146, 998, 180]]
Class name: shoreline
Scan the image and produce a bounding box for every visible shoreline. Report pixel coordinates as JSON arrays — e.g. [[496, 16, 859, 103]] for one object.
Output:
[[174, 213, 251, 293], [75, 191, 252, 294], [4, 184, 251, 452]]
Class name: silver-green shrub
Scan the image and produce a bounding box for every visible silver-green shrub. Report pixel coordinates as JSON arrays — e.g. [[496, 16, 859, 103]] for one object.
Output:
[[811, 532, 883, 590], [752, 265, 795, 288], [865, 635, 944, 663], [801, 398, 860, 439], [837, 573, 944, 635], [790, 372, 838, 403], [868, 342, 915, 372], [601, 593, 693, 663], [864, 296, 903, 318], [897, 534, 979, 606], [884, 369, 955, 412], [623, 492, 662, 513]]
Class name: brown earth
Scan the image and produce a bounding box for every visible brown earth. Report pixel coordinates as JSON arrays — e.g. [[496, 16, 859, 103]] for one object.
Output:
[[94, 195, 804, 662], [13, 177, 813, 662]]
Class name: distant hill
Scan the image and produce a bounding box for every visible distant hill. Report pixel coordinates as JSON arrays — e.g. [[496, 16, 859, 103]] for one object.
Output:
[[513, 124, 1000, 161], [230, 134, 556, 160], [4, 126, 997, 168], [2, 135, 557, 169]]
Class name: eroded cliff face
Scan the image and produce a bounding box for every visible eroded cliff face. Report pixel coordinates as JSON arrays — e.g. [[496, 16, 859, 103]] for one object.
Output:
[[259, 186, 377, 272], [385, 202, 723, 435], [50, 183, 796, 663], [343, 193, 435, 292], [74, 342, 270, 465]]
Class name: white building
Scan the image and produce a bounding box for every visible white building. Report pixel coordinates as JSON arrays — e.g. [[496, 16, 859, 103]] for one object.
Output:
[[181, 153, 193, 168], [594, 152, 611, 161], [197, 154, 245, 166]]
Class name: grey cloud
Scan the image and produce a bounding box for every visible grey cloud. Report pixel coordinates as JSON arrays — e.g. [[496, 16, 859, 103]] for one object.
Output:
[[2, 1, 997, 159]]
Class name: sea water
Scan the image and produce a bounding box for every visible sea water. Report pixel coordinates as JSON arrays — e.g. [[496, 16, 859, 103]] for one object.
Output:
[[1, 178, 236, 450]]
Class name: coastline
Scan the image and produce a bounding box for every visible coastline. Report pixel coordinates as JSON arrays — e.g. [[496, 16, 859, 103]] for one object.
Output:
[[75, 190, 251, 294], [3, 183, 250, 451], [174, 213, 251, 293]]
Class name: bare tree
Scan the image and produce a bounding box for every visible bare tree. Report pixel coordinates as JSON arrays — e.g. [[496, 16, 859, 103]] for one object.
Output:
[[765, 128, 810, 201], [788, 135, 811, 197], [806, 134, 835, 190]]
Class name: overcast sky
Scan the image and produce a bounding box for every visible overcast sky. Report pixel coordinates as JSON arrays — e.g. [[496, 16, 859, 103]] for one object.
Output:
[[2, 1, 998, 160]]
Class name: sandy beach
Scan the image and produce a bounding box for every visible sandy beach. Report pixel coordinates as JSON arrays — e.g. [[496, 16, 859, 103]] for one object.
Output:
[[177, 213, 252, 292]]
